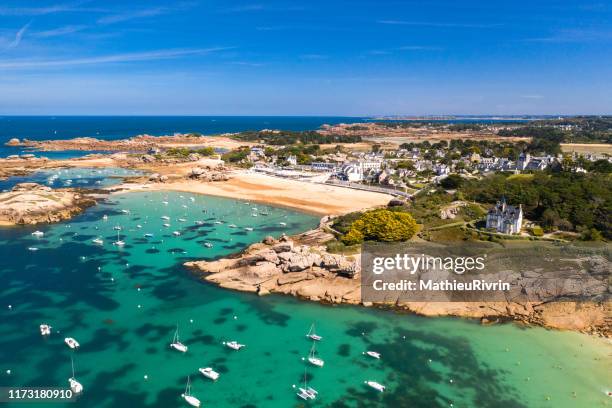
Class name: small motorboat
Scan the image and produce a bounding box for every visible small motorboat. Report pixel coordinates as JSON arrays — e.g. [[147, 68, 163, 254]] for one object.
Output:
[[136, 225, 142, 229], [162, 201, 169, 205], [31, 231, 44, 237], [121, 209, 130, 214], [199, 367, 220, 381], [102, 215, 108, 220], [181, 376, 200, 407], [228, 224, 237, 228], [244, 227, 253, 232], [144, 233, 154, 238], [203, 242, 213, 248], [27, 247, 39, 251], [223, 341, 245, 351], [39, 324, 52, 336], [365, 351, 381, 359], [172, 231, 181, 236], [195, 220, 204, 225], [279, 222, 287, 226], [170, 325, 188, 353], [214, 221, 222, 225], [178, 218, 187, 222], [161, 216, 170, 220], [163, 223, 171, 227], [92, 237, 104, 245], [365, 381, 385, 392], [64, 337, 80, 349]]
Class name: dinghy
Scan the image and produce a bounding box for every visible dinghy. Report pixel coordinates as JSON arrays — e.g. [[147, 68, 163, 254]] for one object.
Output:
[[365, 351, 381, 359], [203, 242, 213, 248]]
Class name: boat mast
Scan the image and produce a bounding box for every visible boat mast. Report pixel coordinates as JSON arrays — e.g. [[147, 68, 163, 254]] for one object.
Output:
[[71, 356, 75, 379]]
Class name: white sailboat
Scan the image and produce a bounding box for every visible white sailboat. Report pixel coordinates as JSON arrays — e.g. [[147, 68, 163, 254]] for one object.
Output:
[[161, 216, 170, 221], [307, 342, 324, 367], [181, 376, 201, 407], [31, 231, 44, 237], [64, 337, 80, 349], [244, 227, 253, 231], [68, 356, 83, 394], [279, 222, 287, 226], [170, 325, 188, 353], [365, 381, 385, 392], [39, 324, 52, 336], [199, 367, 220, 381], [223, 341, 245, 350], [113, 230, 125, 246], [306, 323, 322, 341], [365, 351, 381, 359]]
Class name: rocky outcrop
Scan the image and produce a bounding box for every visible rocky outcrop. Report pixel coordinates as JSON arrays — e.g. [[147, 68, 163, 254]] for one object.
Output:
[[185, 228, 611, 337], [148, 173, 169, 183], [185, 235, 361, 304], [0, 183, 96, 225], [6, 138, 20, 146], [188, 165, 231, 182]]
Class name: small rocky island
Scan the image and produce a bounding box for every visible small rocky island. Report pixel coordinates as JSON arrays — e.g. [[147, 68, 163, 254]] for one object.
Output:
[[0, 183, 96, 225]]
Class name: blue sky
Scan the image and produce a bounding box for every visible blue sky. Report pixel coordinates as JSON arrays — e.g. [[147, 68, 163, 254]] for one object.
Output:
[[0, 0, 610, 115]]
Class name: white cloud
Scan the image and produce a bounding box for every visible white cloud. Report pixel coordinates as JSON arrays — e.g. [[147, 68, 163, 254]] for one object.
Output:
[[0, 47, 231, 69], [6, 21, 32, 49]]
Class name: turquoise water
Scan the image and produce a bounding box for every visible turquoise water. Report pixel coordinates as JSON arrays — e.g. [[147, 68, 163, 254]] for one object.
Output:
[[0, 191, 609, 408], [0, 167, 144, 192]]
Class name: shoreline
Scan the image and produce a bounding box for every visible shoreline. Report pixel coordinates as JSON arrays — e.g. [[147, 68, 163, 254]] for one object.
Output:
[[111, 170, 392, 216], [185, 227, 611, 337]]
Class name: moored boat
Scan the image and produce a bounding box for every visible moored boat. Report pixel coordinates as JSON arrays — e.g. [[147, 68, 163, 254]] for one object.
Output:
[[223, 341, 245, 350], [365, 381, 385, 392], [170, 325, 188, 353], [199, 367, 220, 381], [39, 324, 52, 336], [64, 337, 80, 349]]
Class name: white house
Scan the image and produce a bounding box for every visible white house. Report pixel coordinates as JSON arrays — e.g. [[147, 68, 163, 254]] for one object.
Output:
[[486, 198, 523, 234]]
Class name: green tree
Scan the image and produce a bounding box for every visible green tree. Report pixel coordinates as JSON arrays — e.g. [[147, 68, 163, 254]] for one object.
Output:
[[341, 209, 417, 244]]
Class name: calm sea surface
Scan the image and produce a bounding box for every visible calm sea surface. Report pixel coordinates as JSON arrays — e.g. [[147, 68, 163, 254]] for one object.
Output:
[[0, 117, 608, 407], [0, 191, 609, 408], [0, 116, 361, 158]]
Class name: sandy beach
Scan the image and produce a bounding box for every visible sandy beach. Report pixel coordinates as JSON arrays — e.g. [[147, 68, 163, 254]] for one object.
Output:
[[115, 170, 392, 215]]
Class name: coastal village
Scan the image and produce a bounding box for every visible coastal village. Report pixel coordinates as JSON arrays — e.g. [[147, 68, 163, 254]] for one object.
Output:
[[1, 118, 610, 336]]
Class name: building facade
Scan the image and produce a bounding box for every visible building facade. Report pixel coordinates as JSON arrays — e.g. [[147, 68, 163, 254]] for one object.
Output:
[[486, 198, 523, 234]]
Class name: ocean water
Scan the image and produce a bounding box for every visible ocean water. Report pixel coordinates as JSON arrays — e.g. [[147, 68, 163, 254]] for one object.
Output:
[[0, 167, 144, 192], [0, 116, 362, 158], [0, 191, 609, 408]]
